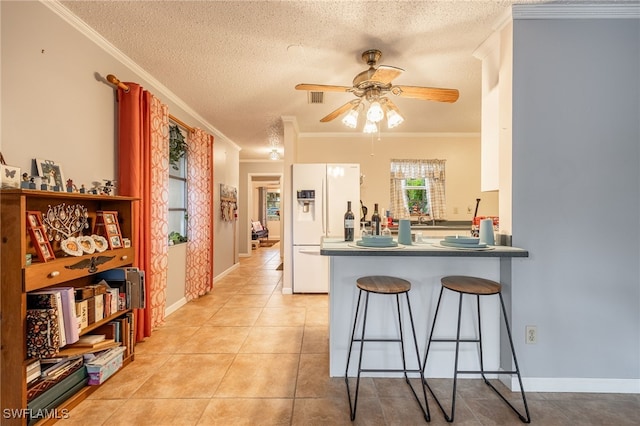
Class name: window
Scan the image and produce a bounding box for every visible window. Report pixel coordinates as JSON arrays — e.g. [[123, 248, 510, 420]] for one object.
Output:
[[404, 178, 430, 216], [168, 124, 188, 244], [390, 159, 446, 221]]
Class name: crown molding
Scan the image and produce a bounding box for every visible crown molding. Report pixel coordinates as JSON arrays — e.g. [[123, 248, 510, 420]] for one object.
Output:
[[240, 159, 284, 164], [41, 0, 242, 152], [513, 3, 640, 19]]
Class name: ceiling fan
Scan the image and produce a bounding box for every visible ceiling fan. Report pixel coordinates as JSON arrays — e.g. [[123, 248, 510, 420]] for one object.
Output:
[[295, 49, 459, 131]]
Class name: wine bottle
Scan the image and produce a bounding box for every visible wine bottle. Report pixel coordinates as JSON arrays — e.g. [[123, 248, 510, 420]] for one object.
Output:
[[344, 201, 355, 241], [371, 203, 381, 236]]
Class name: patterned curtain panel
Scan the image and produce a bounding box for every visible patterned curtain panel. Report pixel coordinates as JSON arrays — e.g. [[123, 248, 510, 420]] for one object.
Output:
[[185, 129, 214, 301], [389, 159, 447, 220], [116, 83, 170, 340]]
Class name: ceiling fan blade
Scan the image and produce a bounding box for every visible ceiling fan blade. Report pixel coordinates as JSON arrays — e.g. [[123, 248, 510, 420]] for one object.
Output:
[[370, 65, 404, 84], [295, 84, 352, 93], [393, 85, 459, 103], [320, 100, 359, 123]]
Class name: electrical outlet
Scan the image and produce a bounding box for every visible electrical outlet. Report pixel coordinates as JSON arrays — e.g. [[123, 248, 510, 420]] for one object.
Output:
[[525, 325, 537, 344]]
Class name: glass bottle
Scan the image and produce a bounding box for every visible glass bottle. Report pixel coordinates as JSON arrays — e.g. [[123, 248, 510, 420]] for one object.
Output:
[[344, 201, 355, 242], [371, 203, 381, 236]]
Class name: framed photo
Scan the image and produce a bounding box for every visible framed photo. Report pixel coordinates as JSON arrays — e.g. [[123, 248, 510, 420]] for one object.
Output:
[[1, 165, 21, 189], [35, 159, 65, 189], [39, 243, 53, 260], [28, 214, 38, 228], [107, 224, 118, 235], [33, 228, 45, 243], [104, 213, 115, 224], [110, 235, 122, 249]]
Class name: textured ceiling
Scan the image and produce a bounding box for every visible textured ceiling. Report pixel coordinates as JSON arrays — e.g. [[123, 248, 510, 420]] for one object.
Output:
[[60, 0, 546, 160]]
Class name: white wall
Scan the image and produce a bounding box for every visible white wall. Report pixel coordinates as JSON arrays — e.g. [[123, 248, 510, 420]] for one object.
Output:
[[511, 14, 639, 390], [296, 134, 499, 222], [1, 1, 240, 312]]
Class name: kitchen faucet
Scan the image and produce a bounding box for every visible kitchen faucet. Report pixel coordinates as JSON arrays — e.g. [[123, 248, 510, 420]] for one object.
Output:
[[418, 215, 436, 226]]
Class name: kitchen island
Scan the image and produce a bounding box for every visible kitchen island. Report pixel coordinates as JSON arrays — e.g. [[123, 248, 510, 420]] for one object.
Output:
[[320, 237, 528, 384]]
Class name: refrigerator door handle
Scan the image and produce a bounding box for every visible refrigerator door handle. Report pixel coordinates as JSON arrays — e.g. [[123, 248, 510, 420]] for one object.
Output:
[[298, 249, 321, 255], [322, 178, 326, 235]]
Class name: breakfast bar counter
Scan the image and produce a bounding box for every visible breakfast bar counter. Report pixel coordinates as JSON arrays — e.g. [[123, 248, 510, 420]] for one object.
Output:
[[320, 237, 529, 384]]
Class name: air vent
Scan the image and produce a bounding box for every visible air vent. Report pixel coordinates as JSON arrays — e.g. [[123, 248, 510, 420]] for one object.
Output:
[[308, 91, 324, 104]]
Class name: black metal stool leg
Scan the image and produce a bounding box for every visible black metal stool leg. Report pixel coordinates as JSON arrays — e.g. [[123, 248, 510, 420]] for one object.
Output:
[[346, 276, 430, 423], [403, 293, 431, 422], [345, 289, 365, 421], [476, 295, 488, 384]]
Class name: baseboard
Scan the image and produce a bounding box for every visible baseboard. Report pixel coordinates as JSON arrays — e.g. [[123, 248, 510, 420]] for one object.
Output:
[[214, 262, 240, 281], [502, 376, 640, 394], [164, 297, 187, 317]]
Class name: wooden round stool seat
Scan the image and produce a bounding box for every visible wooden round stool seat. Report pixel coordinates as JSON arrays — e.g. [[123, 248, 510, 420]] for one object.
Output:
[[356, 275, 411, 294], [441, 275, 501, 295]]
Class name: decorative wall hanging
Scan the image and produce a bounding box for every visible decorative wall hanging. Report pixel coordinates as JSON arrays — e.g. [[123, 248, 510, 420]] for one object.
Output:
[[220, 184, 238, 222]]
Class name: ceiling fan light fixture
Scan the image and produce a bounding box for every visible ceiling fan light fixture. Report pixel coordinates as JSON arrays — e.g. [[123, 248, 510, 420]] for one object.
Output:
[[342, 108, 359, 128], [363, 120, 377, 134], [386, 109, 404, 129], [366, 101, 384, 123]]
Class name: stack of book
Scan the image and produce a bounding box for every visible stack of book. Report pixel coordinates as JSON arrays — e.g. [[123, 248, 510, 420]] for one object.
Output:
[[26, 359, 41, 385]]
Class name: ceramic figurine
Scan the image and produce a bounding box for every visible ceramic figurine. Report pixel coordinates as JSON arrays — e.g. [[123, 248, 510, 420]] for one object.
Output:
[[66, 179, 75, 193], [101, 179, 115, 196], [20, 173, 35, 189], [79, 184, 86, 194]]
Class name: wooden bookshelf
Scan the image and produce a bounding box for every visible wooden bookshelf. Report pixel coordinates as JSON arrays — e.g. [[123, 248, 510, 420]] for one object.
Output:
[[0, 189, 138, 425]]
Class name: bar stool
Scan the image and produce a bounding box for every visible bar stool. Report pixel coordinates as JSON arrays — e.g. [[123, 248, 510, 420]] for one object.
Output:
[[422, 275, 530, 423], [345, 275, 430, 422]]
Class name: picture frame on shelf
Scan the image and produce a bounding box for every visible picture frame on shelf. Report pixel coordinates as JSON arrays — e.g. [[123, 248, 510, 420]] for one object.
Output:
[[94, 210, 123, 249], [109, 235, 123, 249], [1, 165, 21, 189], [35, 158, 65, 190], [0, 152, 20, 189], [26, 211, 56, 262]]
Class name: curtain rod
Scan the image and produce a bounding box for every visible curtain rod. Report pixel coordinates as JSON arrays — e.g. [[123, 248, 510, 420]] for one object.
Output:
[[106, 74, 195, 133]]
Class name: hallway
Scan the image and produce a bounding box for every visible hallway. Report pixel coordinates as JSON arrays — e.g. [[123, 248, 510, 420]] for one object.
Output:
[[59, 243, 639, 425]]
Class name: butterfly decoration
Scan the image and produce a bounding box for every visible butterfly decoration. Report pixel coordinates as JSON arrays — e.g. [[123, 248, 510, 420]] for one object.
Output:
[[5, 168, 16, 178]]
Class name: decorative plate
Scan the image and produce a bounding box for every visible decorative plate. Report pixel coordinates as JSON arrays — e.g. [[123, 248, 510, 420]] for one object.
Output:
[[76, 235, 96, 254], [443, 235, 480, 244], [91, 234, 108, 253], [61, 237, 83, 256]]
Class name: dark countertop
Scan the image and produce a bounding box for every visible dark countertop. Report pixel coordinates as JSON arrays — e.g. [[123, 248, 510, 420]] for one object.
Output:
[[320, 237, 528, 258]]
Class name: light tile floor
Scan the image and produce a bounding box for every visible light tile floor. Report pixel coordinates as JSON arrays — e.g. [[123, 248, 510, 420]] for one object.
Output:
[[61, 243, 639, 425]]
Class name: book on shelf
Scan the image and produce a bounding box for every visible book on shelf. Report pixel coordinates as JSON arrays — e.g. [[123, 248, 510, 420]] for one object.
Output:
[[72, 334, 107, 347], [55, 340, 121, 358], [27, 291, 67, 347], [46, 287, 81, 344], [27, 357, 84, 403], [75, 299, 89, 330], [26, 308, 60, 358], [26, 359, 41, 385]]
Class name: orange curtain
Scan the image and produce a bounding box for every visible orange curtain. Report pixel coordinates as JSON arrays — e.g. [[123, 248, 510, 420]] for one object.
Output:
[[116, 83, 169, 340], [185, 128, 214, 300]]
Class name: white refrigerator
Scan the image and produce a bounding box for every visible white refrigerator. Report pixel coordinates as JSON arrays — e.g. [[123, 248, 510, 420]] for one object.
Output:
[[292, 163, 360, 293]]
